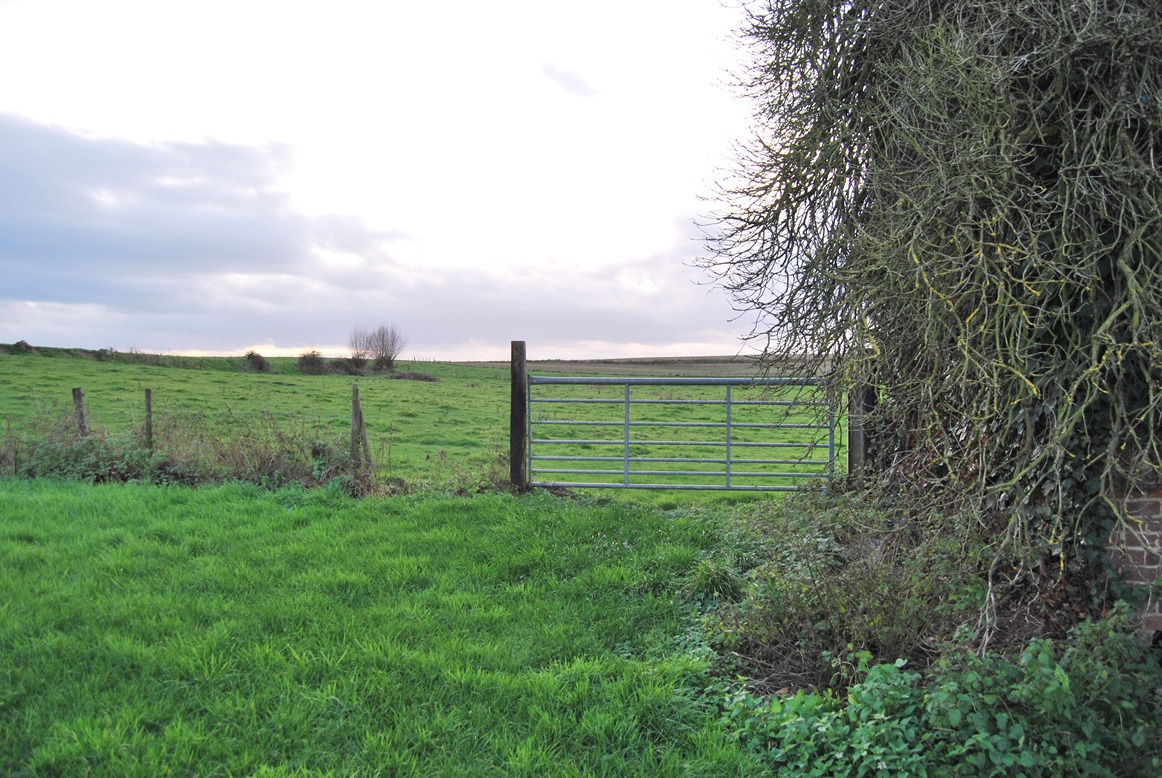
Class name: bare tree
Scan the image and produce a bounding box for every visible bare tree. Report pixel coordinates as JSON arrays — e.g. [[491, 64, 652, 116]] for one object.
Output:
[[351, 323, 407, 370], [348, 325, 370, 366]]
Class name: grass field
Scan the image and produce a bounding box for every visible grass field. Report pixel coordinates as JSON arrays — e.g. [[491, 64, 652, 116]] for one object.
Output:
[[0, 352, 512, 490], [0, 348, 840, 499], [0, 479, 763, 775], [0, 349, 839, 495], [5, 351, 1157, 774], [0, 349, 781, 774]]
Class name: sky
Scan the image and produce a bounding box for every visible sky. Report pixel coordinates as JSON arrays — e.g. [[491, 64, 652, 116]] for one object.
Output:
[[0, 0, 756, 361]]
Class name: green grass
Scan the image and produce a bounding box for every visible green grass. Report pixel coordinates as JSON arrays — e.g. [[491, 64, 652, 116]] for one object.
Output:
[[1, 350, 839, 498], [0, 353, 511, 490], [0, 479, 762, 775]]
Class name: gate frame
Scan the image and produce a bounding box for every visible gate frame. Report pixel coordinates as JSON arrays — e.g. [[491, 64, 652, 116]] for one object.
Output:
[[508, 342, 845, 492]]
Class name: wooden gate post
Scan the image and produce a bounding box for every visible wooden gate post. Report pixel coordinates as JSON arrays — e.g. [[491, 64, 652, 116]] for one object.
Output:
[[510, 341, 529, 492], [847, 383, 876, 478]]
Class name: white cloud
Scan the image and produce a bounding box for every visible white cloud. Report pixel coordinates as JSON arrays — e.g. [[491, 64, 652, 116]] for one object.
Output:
[[0, 0, 754, 359]]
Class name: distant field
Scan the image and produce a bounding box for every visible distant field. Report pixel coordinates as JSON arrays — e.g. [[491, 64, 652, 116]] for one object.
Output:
[[0, 351, 506, 491], [458, 354, 766, 377]]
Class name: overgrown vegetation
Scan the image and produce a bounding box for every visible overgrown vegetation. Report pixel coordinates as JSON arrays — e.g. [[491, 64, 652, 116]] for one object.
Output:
[[704, 0, 1162, 639], [725, 603, 1162, 776], [703, 489, 988, 692], [696, 491, 1162, 775], [4, 403, 359, 492]]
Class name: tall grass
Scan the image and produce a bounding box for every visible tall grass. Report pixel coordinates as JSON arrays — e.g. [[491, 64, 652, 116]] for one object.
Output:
[[0, 480, 760, 775]]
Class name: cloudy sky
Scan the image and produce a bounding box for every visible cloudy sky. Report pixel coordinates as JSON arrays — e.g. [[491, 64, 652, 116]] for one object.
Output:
[[0, 0, 755, 361]]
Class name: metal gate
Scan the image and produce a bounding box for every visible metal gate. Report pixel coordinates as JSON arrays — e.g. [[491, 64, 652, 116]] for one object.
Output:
[[525, 375, 836, 491]]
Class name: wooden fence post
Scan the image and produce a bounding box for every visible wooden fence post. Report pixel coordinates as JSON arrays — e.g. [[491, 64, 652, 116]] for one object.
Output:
[[847, 383, 876, 477], [72, 388, 88, 439], [144, 388, 153, 451], [351, 384, 372, 473], [510, 340, 529, 492]]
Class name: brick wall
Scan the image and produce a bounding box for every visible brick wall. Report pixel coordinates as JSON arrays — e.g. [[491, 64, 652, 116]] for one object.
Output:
[[1108, 491, 1162, 636]]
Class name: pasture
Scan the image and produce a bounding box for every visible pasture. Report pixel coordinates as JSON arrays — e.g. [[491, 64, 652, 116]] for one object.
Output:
[[0, 352, 512, 491], [0, 349, 773, 774], [0, 348, 832, 497], [3, 350, 1159, 775]]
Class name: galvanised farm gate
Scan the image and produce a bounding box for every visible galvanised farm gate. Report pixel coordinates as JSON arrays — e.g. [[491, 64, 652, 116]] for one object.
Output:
[[509, 342, 840, 492]]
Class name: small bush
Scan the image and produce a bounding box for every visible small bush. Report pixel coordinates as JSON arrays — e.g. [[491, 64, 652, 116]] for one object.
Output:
[[686, 557, 746, 602], [297, 350, 326, 375], [702, 487, 987, 692], [8, 340, 33, 355], [328, 358, 364, 376], [388, 370, 440, 382], [243, 350, 275, 373]]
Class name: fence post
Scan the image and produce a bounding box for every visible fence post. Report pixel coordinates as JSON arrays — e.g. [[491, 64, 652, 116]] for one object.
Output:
[[510, 340, 529, 492], [72, 388, 88, 439], [351, 384, 371, 472], [847, 383, 876, 478], [144, 388, 153, 451]]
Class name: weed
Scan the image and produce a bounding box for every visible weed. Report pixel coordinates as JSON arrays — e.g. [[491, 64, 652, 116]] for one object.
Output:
[[725, 603, 1162, 775]]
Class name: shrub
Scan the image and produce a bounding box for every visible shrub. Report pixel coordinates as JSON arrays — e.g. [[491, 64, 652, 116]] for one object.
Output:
[[702, 487, 987, 692], [386, 370, 439, 382], [351, 323, 407, 370], [328, 358, 364, 376], [297, 350, 326, 375], [8, 340, 33, 355], [243, 350, 275, 373]]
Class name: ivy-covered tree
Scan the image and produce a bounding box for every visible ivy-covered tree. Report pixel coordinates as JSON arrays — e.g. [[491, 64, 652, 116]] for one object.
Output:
[[703, 0, 1162, 625]]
